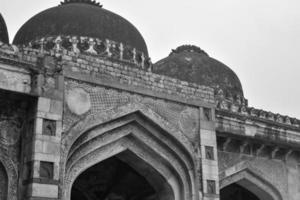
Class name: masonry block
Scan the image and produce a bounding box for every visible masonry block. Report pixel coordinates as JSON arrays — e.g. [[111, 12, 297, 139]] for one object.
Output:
[[29, 183, 58, 198], [37, 97, 51, 113], [50, 100, 63, 115]]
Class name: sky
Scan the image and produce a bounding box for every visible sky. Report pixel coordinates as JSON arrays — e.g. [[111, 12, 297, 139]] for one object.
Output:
[[1, 0, 300, 118]]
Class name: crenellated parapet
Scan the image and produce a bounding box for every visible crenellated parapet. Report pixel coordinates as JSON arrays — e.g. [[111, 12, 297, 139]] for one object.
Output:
[[0, 38, 215, 106], [216, 92, 300, 129], [25, 36, 152, 71], [1, 36, 152, 70]]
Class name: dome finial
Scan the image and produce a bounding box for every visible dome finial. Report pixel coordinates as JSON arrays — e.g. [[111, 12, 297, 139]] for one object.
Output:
[[170, 45, 208, 56], [60, 0, 103, 7]]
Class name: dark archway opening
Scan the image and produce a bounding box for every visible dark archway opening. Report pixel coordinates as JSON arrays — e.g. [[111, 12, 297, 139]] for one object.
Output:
[[71, 156, 157, 200], [221, 183, 260, 200]]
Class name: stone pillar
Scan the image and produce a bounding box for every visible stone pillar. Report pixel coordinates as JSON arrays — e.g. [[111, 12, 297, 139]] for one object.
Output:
[[199, 106, 220, 200], [23, 56, 64, 200], [25, 97, 62, 200]]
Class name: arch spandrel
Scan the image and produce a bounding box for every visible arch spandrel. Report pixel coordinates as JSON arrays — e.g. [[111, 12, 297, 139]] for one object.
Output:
[[62, 103, 195, 158], [61, 105, 199, 200]]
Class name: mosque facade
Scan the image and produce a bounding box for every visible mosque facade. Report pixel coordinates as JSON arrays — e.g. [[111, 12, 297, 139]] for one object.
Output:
[[0, 1, 299, 200]]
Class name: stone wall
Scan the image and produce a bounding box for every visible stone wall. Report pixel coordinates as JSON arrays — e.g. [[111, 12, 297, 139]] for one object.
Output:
[[61, 54, 214, 106]]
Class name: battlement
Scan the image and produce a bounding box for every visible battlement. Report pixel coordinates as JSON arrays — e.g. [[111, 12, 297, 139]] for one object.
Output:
[[216, 97, 300, 129], [0, 38, 215, 106]]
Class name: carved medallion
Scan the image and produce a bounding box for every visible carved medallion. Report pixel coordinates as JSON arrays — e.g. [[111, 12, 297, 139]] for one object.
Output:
[[66, 88, 91, 115], [179, 108, 199, 138]]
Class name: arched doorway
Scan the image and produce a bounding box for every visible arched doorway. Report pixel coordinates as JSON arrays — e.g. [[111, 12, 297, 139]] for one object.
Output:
[[220, 183, 259, 200], [62, 110, 197, 200], [71, 155, 158, 200], [0, 162, 8, 200], [220, 168, 282, 200]]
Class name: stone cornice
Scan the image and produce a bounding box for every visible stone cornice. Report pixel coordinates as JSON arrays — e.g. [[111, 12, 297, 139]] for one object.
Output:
[[216, 104, 300, 131]]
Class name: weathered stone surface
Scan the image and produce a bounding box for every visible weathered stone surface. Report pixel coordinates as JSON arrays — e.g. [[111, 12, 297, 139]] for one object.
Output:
[[30, 183, 58, 198], [0, 63, 31, 94]]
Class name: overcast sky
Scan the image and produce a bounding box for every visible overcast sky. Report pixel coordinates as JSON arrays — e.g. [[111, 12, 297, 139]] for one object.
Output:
[[2, 0, 300, 118]]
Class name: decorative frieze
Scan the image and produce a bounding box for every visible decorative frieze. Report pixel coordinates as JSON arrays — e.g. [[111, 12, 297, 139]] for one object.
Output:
[[27, 35, 152, 71]]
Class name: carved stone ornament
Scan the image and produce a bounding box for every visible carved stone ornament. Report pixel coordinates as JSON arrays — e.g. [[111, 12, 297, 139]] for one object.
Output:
[[28, 36, 152, 71], [66, 87, 91, 115]]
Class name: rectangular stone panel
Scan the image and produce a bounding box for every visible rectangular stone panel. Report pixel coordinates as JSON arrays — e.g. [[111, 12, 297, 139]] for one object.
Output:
[[29, 183, 58, 198], [0, 63, 31, 93]]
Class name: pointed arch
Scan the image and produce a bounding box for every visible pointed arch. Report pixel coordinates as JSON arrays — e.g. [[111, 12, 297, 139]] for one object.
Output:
[[220, 166, 283, 200], [61, 106, 198, 200], [62, 103, 195, 158]]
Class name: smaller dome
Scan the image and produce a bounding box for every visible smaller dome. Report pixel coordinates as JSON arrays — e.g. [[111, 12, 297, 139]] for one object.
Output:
[[153, 45, 244, 98], [0, 13, 9, 43]]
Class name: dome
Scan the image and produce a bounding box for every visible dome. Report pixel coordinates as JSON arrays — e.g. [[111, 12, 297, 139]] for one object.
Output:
[[13, 0, 148, 56], [153, 45, 244, 98], [0, 13, 9, 43]]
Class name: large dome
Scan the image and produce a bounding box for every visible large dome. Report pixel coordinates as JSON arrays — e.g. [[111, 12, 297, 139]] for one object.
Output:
[[0, 13, 9, 43], [153, 45, 244, 98], [13, 0, 148, 56]]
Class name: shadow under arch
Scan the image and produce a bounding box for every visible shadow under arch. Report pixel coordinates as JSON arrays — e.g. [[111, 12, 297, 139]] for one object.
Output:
[[62, 111, 198, 200], [220, 167, 283, 200], [71, 150, 175, 200]]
